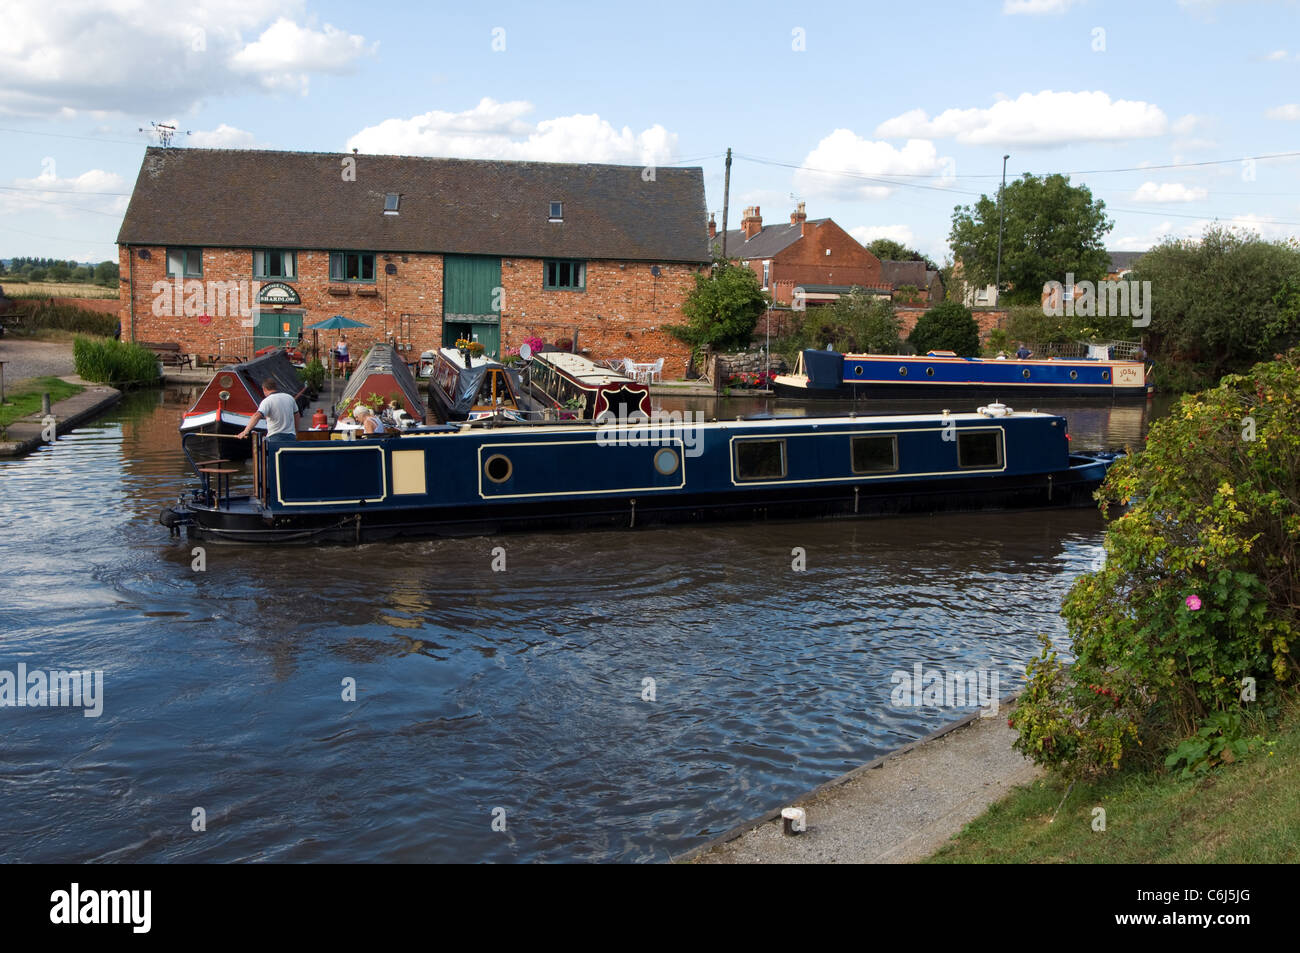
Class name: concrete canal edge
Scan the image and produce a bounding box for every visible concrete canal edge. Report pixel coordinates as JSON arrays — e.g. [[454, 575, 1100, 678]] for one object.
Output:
[[682, 692, 1042, 864], [0, 376, 122, 457]]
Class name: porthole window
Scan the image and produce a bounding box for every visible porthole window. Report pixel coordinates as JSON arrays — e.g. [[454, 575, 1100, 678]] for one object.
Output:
[[1069, 370, 1078, 380], [219, 374, 234, 388], [854, 365, 864, 375], [653, 447, 680, 475], [926, 367, 935, 377], [1022, 368, 1032, 379], [484, 453, 513, 484], [899, 366, 908, 377], [1102, 370, 1110, 381]]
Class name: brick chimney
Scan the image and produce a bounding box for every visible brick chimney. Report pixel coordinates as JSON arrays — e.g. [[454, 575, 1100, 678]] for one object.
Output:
[[708, 213, 716, 239], [790, 201, 807, 236], [741, 206, 763, 239]]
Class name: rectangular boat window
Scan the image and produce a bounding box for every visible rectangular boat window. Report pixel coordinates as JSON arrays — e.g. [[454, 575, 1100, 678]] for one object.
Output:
[[957, 430, 1003, 468], [735, 439, 787, 481], [851, 434, 898, 473]]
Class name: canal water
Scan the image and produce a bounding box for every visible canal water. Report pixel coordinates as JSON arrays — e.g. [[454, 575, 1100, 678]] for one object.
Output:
[[0, 388, 1171, 862]]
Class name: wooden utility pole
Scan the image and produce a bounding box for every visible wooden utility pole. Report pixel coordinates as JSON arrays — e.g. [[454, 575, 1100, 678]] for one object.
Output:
[[721, 148, 732, 260]]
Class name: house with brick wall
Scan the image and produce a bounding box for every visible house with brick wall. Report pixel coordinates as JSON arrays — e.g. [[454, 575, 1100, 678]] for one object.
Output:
[[116, 148, 709, 376], [706, 203, 888, 306]]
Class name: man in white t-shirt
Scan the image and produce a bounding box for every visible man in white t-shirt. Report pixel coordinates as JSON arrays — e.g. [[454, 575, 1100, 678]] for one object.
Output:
[[237, 379, 300, 442]]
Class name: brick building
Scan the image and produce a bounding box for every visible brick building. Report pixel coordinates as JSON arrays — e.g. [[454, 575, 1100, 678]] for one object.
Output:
[[116, 148, 709, 375], [706, 203, 888, 306]]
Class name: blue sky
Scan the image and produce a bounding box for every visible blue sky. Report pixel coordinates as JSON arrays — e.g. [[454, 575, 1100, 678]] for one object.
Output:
[[3, 0, 1299, 264]]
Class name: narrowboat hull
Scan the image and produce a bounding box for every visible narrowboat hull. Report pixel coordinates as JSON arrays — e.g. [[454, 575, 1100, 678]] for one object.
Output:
[[161, 410, 1119, 545], [776, 349, 1153, 401]]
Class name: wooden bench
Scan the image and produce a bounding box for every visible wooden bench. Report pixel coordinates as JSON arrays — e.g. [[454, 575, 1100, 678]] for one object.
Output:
[[141, 341, 193, 369], [200, 354, 246, 369]]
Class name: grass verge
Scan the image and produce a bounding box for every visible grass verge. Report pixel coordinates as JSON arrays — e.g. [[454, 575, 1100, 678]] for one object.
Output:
[[925, 698, 1300, 863], [0, 376, 85, 431]]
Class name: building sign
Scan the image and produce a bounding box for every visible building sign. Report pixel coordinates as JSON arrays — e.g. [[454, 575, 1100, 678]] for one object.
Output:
[[258, 282, 301, 306]]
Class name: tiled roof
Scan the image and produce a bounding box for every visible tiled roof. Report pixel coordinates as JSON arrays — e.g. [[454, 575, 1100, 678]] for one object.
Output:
[[879, 260, 928, 287], [118, 148, 710, 263], [706, 219, 831, 260], [1107, 250, 1145, 272]]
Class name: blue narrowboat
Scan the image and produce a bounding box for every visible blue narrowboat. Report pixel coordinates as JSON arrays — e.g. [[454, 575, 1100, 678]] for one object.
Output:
[[160, 405, 1119, 544], [774, 348, 1153, 400]]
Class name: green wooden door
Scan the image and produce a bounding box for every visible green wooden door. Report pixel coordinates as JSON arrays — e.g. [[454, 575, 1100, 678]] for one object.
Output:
[[253, 310, 302, 351], [443, 255, 501, 357]]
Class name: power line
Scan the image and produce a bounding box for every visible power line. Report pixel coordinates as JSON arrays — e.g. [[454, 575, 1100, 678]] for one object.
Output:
[[0, 185, 131, 197], [0, 126, 149, 147]]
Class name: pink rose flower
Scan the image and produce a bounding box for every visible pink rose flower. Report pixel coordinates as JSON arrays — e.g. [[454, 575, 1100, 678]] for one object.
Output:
[[1186, 595, 1202, 611]]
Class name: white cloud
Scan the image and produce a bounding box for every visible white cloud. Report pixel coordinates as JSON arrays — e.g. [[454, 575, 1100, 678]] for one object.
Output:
[[875, 90, 1168, 146], [1266, 104, 1300, 120], [849, 225, 917, 248], [0, 168, 129, 218], [188, 124, 258, 148], [229, 17, 374, 93], [1002, 0, 1082, 14], [1133, 181, 1209, 203], [1264, 49, 1290, 61], [346, 99, 677, 165], [792, 130, 952, 201], [0, 1, 373, 116]]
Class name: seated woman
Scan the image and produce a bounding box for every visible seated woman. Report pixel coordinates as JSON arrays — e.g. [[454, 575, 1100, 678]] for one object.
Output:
[[353, 405, 386, 436]]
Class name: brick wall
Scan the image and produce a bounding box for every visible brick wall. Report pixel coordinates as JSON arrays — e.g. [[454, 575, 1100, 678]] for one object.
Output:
[[48, 296, 121, 315], [119, 246, 701, 377], [501, 258, 698, 379]]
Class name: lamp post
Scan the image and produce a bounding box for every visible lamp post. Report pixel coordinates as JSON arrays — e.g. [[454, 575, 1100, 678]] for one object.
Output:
[[994, 154, 1009, 305]]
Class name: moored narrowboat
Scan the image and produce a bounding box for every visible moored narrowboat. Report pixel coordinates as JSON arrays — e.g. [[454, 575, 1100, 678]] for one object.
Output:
[[337, 343, 430, 424], [426, 347, 548, 422], [773, 347, 1153, 400], [161, 404, 1121, 544], [179, 348, 311, 459], [524, 350, 651, 420]]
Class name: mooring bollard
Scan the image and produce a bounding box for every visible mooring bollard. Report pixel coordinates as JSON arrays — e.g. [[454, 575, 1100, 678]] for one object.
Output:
[[42, 393, 51, 416], [781, 807, 807, 836]]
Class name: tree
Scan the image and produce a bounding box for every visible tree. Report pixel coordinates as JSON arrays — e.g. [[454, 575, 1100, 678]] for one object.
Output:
[[1132, 227, 1300, 377], [907, 301, 980, 356], [666, 256, 769, 355], [799, 290, 901, 354], [28, 267, 47, 281], [866, 238, 939, 272], [94, 261, 120, 286], [48, 263, 71, 282], [950, 173, 1112, 305]]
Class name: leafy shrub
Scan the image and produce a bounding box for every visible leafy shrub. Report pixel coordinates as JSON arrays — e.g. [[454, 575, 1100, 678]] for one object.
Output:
[[298, 358, 325, 392], [795, 290, 901, 355], [72, 336, 160, 385], [908, 301, 981, 356], [1013, 349, 1300, 777]]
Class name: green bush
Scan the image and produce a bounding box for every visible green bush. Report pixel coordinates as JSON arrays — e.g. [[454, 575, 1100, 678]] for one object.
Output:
[[73, 336, 160, 386], [794, 290, 902, 355], [908, 301, 981, 356], [298, 357, 325, 392], [1012, 349, 1300, 778]]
